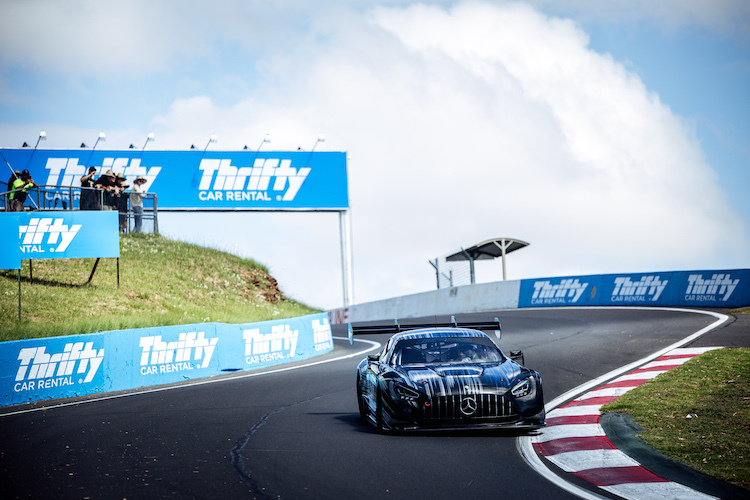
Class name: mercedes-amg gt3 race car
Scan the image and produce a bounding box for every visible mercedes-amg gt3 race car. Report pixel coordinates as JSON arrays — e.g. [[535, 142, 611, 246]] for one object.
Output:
[[352, 319, 545, 433]]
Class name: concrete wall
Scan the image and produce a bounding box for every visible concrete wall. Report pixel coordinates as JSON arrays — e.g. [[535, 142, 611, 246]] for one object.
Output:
[[328, 280, 520, 324]]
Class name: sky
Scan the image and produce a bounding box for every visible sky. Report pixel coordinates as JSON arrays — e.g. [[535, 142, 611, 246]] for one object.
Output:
[[1, 0, 749, 310]]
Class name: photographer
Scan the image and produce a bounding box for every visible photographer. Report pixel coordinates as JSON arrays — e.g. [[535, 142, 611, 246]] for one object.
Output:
[[9, 169, 36, 212]]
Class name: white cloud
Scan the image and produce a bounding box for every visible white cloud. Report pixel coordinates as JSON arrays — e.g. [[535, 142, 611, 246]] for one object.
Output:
[[2, 2, 747, 309], [148, 2, 749, 309]]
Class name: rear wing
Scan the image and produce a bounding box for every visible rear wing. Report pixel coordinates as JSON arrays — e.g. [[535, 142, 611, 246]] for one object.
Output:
[[347, 316, 501, 345]]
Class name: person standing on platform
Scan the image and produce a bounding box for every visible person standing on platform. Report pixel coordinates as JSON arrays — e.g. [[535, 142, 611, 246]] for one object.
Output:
[[9, 170, 36, 212], [94, 170, 116, 210], [130, 176, 148, 233], [79, 166, 100, 210]]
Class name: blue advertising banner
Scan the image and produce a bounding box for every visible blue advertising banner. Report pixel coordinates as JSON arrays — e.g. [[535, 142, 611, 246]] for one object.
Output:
[[0, 313, 334, 407], [519, 269, 750, 309], [15, 211, 119, 260], [0, 149, 349, 210], [0, 214, 21, 269]]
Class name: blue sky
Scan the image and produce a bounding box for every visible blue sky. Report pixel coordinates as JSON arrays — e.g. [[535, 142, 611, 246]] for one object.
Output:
[[1, 1, 748, 310]]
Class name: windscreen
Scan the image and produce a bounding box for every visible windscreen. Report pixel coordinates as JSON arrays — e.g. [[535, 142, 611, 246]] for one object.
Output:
[[392, 337, 504, 366]]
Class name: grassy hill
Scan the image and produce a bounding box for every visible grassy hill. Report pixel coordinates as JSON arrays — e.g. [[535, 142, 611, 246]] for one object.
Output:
[[0, 233, 319, 342]]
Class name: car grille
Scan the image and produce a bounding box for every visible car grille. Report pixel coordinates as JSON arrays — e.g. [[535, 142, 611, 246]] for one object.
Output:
[[421, 394, 518, 421]]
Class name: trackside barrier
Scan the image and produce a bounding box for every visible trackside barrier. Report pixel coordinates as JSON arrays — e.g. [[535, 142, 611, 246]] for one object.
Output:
[[518, 269, 750, 308], [328, 269, 750, 324], [0, 312, 333, 407]]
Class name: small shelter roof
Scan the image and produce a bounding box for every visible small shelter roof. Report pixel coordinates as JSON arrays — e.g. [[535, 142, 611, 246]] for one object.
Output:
[[445, 238, 529, 262]]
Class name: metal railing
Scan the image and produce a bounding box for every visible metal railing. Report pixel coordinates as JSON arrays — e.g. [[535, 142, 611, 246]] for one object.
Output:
[[1, 182, 159, 234]]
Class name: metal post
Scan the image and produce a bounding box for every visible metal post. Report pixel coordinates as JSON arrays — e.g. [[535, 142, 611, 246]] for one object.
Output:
[[429, 258, 441, 289], [153, 195, 159, 234], [17, 269, 21, 321], [502, 241, 507, 280], [339, 209, 354, 306]]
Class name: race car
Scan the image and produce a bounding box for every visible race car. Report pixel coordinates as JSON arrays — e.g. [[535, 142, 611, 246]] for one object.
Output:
[[352, 318, 545, 432]]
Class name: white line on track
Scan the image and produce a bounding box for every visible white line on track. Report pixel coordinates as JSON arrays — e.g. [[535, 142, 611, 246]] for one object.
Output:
[[516, 306, 730, 500], [0, 336, 381, 418]]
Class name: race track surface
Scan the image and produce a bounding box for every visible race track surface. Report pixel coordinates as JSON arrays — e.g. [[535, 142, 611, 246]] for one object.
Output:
[[1, 308, 744, 499]]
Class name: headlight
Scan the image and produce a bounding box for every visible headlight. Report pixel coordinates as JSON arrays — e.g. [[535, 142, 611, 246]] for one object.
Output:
[[392, 382, 420, 401], [511, 378, 533, 398]]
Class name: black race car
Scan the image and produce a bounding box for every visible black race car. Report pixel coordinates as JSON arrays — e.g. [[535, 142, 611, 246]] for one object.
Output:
[[352, 318, 545, 432]]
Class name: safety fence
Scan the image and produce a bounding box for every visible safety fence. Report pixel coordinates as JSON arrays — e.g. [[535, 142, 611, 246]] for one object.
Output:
[[1, 181, 158, 234], [0, 312, 333, 407]]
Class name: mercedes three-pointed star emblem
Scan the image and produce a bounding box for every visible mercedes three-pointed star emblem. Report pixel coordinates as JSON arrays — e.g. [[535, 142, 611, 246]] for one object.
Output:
[[460, 396, 477, 416]]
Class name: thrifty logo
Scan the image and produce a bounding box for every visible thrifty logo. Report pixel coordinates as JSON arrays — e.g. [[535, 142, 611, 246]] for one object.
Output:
[[198, 158, 310, 202], [312, 318, 333, 351], [139, 332, 218, 375], [243, 324, 299, 364], [531, 279, 588, 304], [612, 276, 667, 302], [44, 157, 161, 188], [19, 218, 81, 253], [14, 342, 104, 392], [685, 274, 739, 302]]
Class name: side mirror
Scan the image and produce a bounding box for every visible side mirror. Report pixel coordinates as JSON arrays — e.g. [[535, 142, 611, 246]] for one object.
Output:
[[367, 354, 380, 362], [509, 350, 524, 366]]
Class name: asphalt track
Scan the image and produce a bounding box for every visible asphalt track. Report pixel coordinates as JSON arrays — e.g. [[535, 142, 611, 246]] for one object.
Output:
[[1, 307, 746, 499]]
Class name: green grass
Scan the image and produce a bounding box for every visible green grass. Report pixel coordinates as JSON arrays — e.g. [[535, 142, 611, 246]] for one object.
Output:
[[0, 233, 319, 341], [601, 348, 750, 489]]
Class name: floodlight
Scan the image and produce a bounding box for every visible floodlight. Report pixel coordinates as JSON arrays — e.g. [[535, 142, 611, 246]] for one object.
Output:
[[204, 134, 218, 152], [256, 133, 271, 152], [92, 131, 106, 151], [142, 132, 155, 151]]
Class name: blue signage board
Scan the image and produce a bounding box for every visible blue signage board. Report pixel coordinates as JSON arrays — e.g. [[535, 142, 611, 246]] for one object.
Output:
[[0, 149, 349, 210], [519, 269, 750, 309], [0, 313, 334, 407], [15, 211, 119, 260], [0, 214, 21, 269]]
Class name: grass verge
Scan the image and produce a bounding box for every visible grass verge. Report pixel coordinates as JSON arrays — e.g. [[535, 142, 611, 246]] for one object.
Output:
[[601, 347, 750, 489], [0, 233, 319, 342]]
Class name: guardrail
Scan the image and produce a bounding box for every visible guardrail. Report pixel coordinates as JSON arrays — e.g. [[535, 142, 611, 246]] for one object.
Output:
[[0, 312, 333, 407], [1, 182, 159, 234], [328, 269, 750, 324]]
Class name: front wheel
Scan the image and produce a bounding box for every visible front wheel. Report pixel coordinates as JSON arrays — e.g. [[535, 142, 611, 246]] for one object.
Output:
[[375, 383, 387, 433], [356, 373, 366, 420]]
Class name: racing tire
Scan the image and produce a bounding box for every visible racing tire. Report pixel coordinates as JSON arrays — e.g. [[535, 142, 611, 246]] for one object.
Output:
[[375, 383, 387, 434], [356, 374, 366, 420]]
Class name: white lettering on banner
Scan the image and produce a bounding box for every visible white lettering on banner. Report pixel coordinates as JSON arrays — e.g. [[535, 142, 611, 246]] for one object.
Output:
[[685, 274, 739, 302], [531, 279, 588, 305], [14, 342, 104, 393], [139, 332, 218, 374], [312, 318, 333, 351], [612, 276, 667, 302], [18, 218, 81, 254], [243, 324, 299, 364], [44, 157, 161, 188], [198, 158, 310, 202]]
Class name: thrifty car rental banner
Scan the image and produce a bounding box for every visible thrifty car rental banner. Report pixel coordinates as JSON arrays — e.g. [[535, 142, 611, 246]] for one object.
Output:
[[0, 149, 348, 210], [518, 269, 750, 309], [1, 313, 334, 407], [0, 211, 120, 261]]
